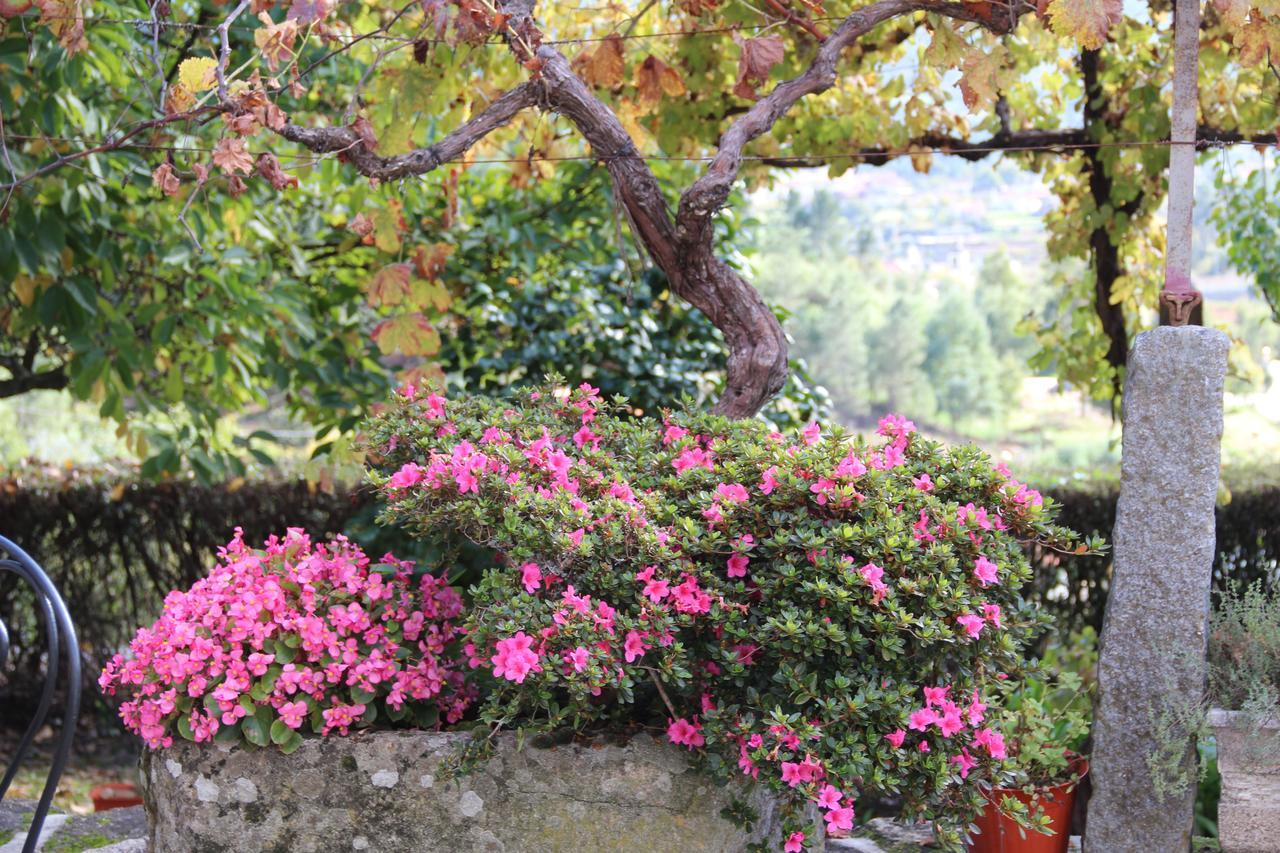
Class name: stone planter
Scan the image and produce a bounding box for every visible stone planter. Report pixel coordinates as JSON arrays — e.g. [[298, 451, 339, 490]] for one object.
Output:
[[141, 730, 797, 852], [1208, 708, 1280, 853]]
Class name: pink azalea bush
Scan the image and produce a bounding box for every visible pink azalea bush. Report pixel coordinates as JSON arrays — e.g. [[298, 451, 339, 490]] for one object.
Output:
[[366, 383, 1096, 849], [99, 529, 473, 753]]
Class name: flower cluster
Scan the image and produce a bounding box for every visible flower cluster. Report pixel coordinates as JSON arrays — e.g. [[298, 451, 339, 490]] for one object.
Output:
[[99, 529, 473, 752], [365, 383, 1089, 849]]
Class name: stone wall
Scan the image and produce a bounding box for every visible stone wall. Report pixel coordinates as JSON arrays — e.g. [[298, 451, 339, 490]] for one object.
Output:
[[141, 730, 797, 852]]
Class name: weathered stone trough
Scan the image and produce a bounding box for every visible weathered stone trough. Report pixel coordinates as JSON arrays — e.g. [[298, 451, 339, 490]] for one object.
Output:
[[1208, 709, 1280, 853], [141, 730, 788, 852]]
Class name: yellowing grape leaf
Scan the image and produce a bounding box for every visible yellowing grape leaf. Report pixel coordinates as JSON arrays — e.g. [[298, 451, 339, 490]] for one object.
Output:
[[923, 19, 968, 70], [152, 162, 181, 196], [733, 35, 785, 100], [371, 200, 406, 254], [958, 47, 1010, 112], [579, 35, 625, 88], [12, 275, 39, 307], [1213, 0, 1250, 27], [1046, 0, 1122, 50], [411, 242, 454, 280], [634, 55, 687, 108], [364, 263, 413, 306], [410, 279, 452, 312], [178, 57, 219, 93], [34, 0, 86, 54], [372, 313, 441, 356], [1236, 15, 1280, 65]]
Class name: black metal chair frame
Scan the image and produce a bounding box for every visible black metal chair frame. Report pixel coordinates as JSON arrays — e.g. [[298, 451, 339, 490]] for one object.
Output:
[[0, 535, 81, 853]]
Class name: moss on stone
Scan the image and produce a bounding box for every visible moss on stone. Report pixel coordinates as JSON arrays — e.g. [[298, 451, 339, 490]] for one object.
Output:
[[42, 831, 115, 852], [340, 755, 358, 773], [0, 829, 15, 846]]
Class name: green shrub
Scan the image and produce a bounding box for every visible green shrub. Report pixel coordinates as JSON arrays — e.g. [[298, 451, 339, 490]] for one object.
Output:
[[365, 382, 1094, 848]]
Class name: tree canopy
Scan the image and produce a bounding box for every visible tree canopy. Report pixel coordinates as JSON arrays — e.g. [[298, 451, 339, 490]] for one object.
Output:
[[2, 0, 1277, 461]]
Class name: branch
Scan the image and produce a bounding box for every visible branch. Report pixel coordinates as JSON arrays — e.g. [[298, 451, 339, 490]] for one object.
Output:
[[676, 0, 1030, 248], [0, 106, 226, 203], [0, 366, 68, 398], [276, 83, 537, 180], [758, 128, 1094, 167]]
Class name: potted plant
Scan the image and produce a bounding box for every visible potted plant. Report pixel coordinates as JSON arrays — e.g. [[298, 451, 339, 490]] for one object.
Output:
[[968, 670, 1091, 853], [1205, 581, 1280, 853], [103, 384, 1094, 852]]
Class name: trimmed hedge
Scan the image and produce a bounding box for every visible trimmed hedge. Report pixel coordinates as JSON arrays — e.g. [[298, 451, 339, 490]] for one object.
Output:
[[1, 471, 1277, 722]]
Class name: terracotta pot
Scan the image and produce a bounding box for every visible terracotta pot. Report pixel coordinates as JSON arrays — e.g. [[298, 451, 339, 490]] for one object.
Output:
[[91, 783, 144, 812], [967, 758, 1088, 853]]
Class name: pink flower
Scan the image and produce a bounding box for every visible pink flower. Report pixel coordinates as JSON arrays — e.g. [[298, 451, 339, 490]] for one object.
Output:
[[835, 452, 867, 479], [816, 784, 843, 810], [967, 691, 988, 726], [673, 447, 714, 473], [937, 708, 965, 737], [923, 686, 950, 707], [802, 421, 822, 445], [279, 700, 308, 730], [492, 632, 541, 684], [918, 741, 931, 753], [623, 630, 648, 663], [715, 482, 750, 504], [386, 463, 425, 490], [780, 761, 806, 787], [982, 603, 1003, 629], [957, 613, 984, 639], [667, 717, 705, 749], [785, 831, 805, 853], [726, 553, 750, 578], [520, 563, 542, 594], [951, 749, 977, 779], [975, 727, 1007, 760], [824, 805, 855, 834], [885, 729, 906, 748], [859, 562, 888, 604], [455, 470, 479, 494], [568, 528, 585, 548], [973, 556, 999, 587], [912, 473, 934, 492], [908, 708, 939, 731], [759, 465, 779, 494], [643, 576, 670, 602], [564, 646, 590, 673]]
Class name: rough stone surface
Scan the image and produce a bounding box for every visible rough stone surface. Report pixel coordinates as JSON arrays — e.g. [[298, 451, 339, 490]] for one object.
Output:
[[141, 730, 805, 852], [1208, 709, 1280, 853], [1085, 326, 1229, 853]]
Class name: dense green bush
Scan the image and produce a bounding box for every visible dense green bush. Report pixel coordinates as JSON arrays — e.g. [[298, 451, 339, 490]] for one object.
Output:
[[364, 383, 1091, 847]]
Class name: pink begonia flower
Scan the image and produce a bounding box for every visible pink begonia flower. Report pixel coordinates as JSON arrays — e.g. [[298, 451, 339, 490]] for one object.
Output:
[[715, 482, 750, 504], [492, 632, 541, 683], [951, 749, 977, 779], [520, 563, 542, 594], [973, 556, 999, 587], [564, 646, 590, 673], [885, 729, 907, 748], [279, 700, 308, 730], [727, 553, 750, 578], [982, 603, 1003, 629], [957, 613, 985, 639], [912, 473, 934, 491], [759, 465, 779, 494], [623, 630, 648, 663], [802, 421, 822, 445], [386, 463, 425, 490], [785, 831, 806, 853], [824, 805, 855, 834], [667, 717, 705, 749], [816, 785, 844, 810], [975, 727, 1007, 759], [908, 708, 939, 731]]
